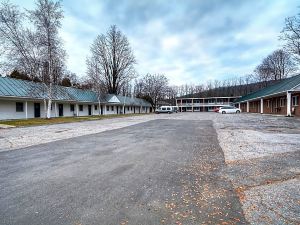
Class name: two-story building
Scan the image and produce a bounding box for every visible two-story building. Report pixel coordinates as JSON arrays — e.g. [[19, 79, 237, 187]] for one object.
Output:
[[176, 96, 238, 112]]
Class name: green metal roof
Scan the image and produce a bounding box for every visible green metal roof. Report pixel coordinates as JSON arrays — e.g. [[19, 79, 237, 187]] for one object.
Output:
[[0, 77, 151, 106], [235, 74, 300, 103], [116, 95, 152, 107]]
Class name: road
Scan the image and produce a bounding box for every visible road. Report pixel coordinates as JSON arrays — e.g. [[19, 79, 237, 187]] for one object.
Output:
[[0, 119, 247, 225]]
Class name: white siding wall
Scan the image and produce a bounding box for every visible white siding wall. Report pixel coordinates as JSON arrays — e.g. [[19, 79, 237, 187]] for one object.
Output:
[[63, 103, 76, 117], [105, 105, 119, 115], [0, 100, 37, 120], [0, 99, 150, 120], [77, 104, 89, 116]]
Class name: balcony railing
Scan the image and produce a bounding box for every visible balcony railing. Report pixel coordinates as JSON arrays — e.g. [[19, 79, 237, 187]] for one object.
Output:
[[178, 102, 233, 106]]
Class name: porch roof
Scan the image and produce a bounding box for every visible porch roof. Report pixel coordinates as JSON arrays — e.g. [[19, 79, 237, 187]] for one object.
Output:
[[0, 77, 151, 106], [235, 74, 300, 103]]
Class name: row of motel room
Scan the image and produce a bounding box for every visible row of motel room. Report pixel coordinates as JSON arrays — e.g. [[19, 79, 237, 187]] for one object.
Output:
[[0, 77, 152, 120], [176, 74, 300, 117], [0, 74, 300, 120]]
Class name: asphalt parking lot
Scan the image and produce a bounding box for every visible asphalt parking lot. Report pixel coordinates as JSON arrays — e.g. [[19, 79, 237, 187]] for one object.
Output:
[[0, 113, 299, 224]]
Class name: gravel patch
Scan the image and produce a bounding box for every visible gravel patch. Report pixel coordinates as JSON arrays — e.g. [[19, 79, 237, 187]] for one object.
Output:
[[219, 129, 300, 162], [242, 178, 300, 225]]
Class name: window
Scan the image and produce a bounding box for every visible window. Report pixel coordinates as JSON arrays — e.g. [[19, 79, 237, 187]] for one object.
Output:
[[280, 98, 286, 107], [106, 105, 109, 111], [79, 105, 83, 111], [16, 102, 24, 112], [292, 96, 299, 106], [95, 105, 98, 110], [70, 104, 75, 112], [111, 106, 114, 111]]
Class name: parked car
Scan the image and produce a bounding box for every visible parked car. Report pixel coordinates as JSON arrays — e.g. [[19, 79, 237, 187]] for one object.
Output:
[[155, 106, 173, 114], [213, 107, 220, 113], [218, 106, 241, 114]]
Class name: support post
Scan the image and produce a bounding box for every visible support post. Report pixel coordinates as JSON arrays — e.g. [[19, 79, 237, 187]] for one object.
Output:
[[98, 102, 101, 115], [238, 103, 241, 110], [287, 91, 292, 116], [54, 102, 57, 117], [76, 104, 79, 116], [25, 101, 28, 119], [246, 101, 249, 113], [43, 99, 47, 118], [260, 98, 264, 114], [192, 99, 194, 112]]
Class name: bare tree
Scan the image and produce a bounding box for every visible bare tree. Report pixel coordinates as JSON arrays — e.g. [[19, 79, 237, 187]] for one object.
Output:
[[0, 1, 40, 77], [255, 49, 297, 84], [280, 12, 300, 63], [0, 0, 65, 118], [28, 0, 65, 118], [268, 49, 297, 79], [135, 73, 169, 108], [87, 25, 136, 95]]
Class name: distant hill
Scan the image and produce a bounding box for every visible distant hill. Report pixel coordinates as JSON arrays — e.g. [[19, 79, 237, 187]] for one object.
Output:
[[179, 79, 280, 98]]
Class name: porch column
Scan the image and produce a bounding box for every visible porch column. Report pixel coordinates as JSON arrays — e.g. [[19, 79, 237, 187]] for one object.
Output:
[[98, 102, 101, 115], [238, 103, 241, 109], [260, 98, 264, 114], [25, 101, 28, 119], [104, 104, 106, 115], [287, 91, 292, 116], [192, 99, 194, 112], [54, 102, 57, 117], [76, 104, 79, 116], [246, 101, 249, 113], [43, 99, 47, 118]]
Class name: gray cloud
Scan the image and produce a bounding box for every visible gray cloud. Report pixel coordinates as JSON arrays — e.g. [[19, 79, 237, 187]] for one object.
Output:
[[13, 0, 300, 85]]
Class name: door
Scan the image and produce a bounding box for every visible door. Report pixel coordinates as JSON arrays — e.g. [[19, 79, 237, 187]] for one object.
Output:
[[58, 104, 64, 117], [116, 106, 119, 114], [100, 105, 103, 115], [34, 103, 40, 118], [88, 105, 92, 115]]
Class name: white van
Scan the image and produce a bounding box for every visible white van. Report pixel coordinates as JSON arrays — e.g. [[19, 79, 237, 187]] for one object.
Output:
[[171, 106, 178, 113], [155, 106, 173, 114]]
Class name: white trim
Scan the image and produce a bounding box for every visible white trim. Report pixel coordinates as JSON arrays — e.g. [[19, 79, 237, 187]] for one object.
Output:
[[287, 91, 292, 116], [25, 101, 28, 119]]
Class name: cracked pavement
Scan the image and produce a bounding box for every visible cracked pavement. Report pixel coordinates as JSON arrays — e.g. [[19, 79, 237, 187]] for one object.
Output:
[[0, 113, 299, 224]]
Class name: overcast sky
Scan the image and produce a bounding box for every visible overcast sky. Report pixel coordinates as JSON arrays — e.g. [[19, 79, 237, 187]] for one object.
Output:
[[14, 0, 300, 85]]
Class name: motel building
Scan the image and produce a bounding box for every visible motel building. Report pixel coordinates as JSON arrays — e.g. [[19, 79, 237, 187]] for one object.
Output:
[[176, 96, 238, 112], [234, 74, 300, 117], [0, 77, 152, 120]]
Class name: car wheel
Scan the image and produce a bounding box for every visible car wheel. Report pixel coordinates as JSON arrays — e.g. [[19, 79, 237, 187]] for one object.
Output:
[[222, 111, 226, 114], [236, 110, 240, 114]]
